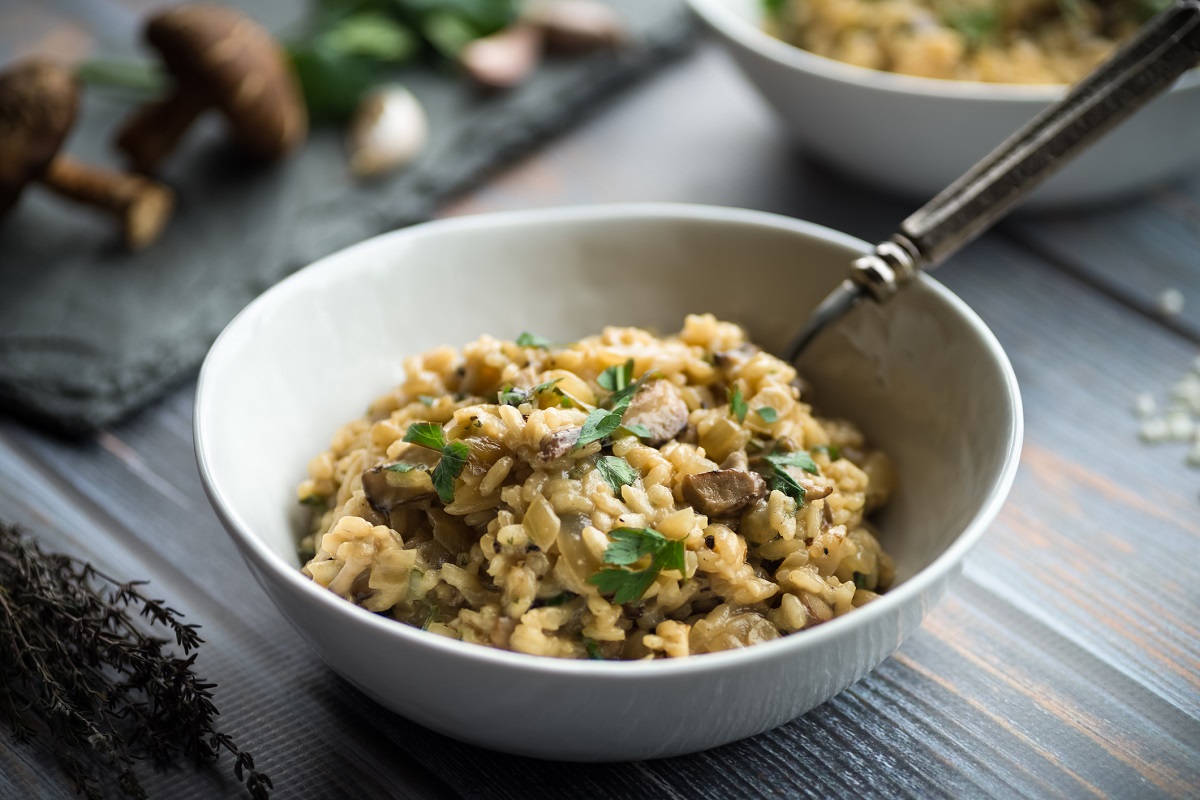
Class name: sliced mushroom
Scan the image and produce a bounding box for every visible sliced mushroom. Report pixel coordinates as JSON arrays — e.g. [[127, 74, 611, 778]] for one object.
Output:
[[623, 379, 688, 445], [538, 426, 581, 463], [0, 59, 174, 249], [361, 456, 438, 515], [682, 469, 767, 517], [115, 3, 307, 172]]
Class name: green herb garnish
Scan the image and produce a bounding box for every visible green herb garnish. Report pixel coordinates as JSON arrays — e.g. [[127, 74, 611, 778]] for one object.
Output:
[[577, 408, 627, 448], [497, 385, 526, 406], [730, 384, 748, 423], [584, 638, 606, 660], [941, 5, 1000, 49], [536, 592, 577, 608], [620, 423, 653, 439], [763, 449, 818, 506], [385, 462, 420, 473], [598, 359, 634, 392], [515, 331, 551, 349], [595, 455, 639, 495], [757, 407, 778, 423], [853, 572, 868, 590], [418, 395, 437, 407], [587, 528, 686, 604], [814, 444, 842, 461], [300, 494, 327, 507], [402, 422, 470, 503]]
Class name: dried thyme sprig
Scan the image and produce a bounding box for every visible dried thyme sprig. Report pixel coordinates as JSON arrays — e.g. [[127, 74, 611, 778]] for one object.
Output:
[[0, 522, 272, 799]]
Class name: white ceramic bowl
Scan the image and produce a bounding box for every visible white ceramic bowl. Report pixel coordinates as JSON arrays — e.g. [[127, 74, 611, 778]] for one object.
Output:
[[687, 0, 1200, 207], [194, 204, 1022, 761]]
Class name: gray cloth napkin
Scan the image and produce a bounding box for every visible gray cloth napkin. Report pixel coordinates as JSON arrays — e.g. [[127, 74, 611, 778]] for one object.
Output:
[[0, 0, 694, 434]]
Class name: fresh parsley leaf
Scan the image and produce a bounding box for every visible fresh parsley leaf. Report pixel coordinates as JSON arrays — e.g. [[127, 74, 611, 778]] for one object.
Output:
[[515, 331, 551, 348], [418, 395, 437, 407], [598, 359, 634, 392], [730, 384, 747, 423], [588, 566, 660, 605], [762, 0, 788, 16], [497, 385, 527, 406], [604, 370, 656, 411], [430, 440, 469, 504], [769, 470, 807, 506], [403, 421, 447, 451], [300, 494, 326, 507], [757, 407, 778, 423], [537, 592, 577, 608], [385, 463, 420, 473], [814, 444, 841, 461], [584, 638, 605, 660], [595, 456, 638, 495], [587, 528, 685, 604], [620, 423, 653, 439], [766, 450, 818, 474], [852, 572, 868, 590], [577, 407, 626, 448], [531, 377, 563, 396], [940, 6, 999, 49]]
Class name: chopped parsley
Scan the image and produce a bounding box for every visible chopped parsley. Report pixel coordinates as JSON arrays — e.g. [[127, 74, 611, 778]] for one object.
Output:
[[535, 591, 577, 608], [941, 5, 999, 49], [402, 422, 470, 504], [757, 407, 778, 423], [418, 395, 436, 407], [515, 331, 551, 348], [595, 455, 638, 495], [583, 638, 605, 660], [620, 423, 652, 439], [299, 494, 326, 507], [597, 359, 634, 392], [814, 444, 842, 461], [853, 572, 868, 590], [587, 527, 685, 604], [763, 449, 818, 507], [385, 462, 420, 473], [730, 384, 747, 423], [576, 370, 658, 449], [497, 378, 563, 407]]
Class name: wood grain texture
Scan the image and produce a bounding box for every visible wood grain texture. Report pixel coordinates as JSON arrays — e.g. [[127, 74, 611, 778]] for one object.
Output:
[[1, 10, 1199, 800]]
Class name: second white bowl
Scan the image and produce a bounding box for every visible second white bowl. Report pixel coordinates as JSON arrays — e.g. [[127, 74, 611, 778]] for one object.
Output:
[[688, 0, 1200, 207]]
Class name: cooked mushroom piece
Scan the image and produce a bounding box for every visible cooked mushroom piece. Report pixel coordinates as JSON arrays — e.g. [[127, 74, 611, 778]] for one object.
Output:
[[682, 469, 767, 517], [115, 2, 307, 172], [0, 59, 174, 250], [538, 426, 581, 463], [361, 461, 437, 515], [623, 379, 689, 445]]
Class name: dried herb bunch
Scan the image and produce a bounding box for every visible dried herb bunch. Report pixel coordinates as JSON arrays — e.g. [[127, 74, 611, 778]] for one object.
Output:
[[0, 523, 271, 799]]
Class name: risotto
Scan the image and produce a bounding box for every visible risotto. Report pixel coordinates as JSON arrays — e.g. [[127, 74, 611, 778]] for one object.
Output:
[[298, 316, 896, 660], [764, 0, 1170, 84]]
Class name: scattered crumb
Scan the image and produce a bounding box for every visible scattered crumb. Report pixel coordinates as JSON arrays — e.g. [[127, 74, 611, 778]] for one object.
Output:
[[1135, 354, 1200, 484], [1157, 288, 1185, 318]]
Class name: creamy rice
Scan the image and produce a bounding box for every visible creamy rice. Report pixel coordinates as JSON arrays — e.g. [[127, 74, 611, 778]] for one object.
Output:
[[765, 0, 1168, 84], [298, 316, 895, 660]]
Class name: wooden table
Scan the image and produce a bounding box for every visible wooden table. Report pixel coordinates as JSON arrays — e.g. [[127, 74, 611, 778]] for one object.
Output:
[[3, 6, 1200, 799]]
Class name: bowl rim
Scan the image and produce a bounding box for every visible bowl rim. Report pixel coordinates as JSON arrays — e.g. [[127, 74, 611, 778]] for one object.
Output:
[[194, 202, 1024, 679], [685, 0, 1200, 101]]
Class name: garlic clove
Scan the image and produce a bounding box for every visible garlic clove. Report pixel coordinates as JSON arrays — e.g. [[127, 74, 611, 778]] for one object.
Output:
[[458, 24, 542, 89], [345, 85, 429, 180]]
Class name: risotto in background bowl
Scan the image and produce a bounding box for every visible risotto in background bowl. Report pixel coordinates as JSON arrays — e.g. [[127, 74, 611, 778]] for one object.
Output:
[[194, 204, 1022, 760], [687, 0, 1200, 207]]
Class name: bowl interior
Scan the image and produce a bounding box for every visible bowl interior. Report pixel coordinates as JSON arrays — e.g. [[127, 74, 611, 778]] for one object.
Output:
[[197, 205, 1019, 600]]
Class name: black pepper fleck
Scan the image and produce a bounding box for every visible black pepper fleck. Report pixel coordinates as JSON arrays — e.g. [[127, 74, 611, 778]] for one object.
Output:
[[705, 535, 715, 548]]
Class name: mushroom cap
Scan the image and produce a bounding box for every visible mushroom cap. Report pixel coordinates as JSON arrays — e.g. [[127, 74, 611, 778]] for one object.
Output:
[[144, 2, 307, 159], [0, 59, 78, 215]]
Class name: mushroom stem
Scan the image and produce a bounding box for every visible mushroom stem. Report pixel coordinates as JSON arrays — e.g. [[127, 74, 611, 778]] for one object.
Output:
[[41, 155, 175, 250], [114, 86, 209, 173]]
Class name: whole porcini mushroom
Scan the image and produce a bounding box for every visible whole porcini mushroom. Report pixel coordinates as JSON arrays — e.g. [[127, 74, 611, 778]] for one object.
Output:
[[0, 59, 174, 250], [115, 2, 307, 172]]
